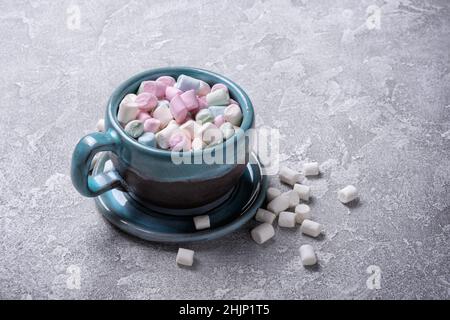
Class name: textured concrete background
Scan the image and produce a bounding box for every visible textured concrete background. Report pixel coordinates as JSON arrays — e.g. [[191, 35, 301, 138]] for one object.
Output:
[[0, 0, 449, 300]]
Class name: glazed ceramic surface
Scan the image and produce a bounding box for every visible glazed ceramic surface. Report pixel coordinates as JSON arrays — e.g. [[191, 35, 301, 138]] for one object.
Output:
[[93, 152, 268, 243], [71, 67, 254, 210]]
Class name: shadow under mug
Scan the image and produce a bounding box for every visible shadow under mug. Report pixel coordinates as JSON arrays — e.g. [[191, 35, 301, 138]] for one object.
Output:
[[70, 67, 254, 214]]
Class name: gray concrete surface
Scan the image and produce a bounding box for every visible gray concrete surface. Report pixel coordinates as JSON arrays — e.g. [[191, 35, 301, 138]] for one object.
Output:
[[0, 0, 449, 300]]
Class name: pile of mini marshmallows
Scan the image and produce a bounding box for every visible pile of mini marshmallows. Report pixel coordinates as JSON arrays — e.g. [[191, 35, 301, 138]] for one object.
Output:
[[106, 75, 243, 151], [176, 162, 359, 268]]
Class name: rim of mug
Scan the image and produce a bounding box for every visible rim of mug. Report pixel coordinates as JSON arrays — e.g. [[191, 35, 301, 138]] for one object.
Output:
[[107, 66, 254, 158]]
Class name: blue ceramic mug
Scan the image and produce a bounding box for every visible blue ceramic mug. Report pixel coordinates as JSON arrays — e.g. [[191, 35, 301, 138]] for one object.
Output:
[[71, 67, 254, 213]]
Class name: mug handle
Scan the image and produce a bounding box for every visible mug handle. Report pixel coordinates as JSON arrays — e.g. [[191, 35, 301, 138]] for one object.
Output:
[[71, 129, 124, 197]]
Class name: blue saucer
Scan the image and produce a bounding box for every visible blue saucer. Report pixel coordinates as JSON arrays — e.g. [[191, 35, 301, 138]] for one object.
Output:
[[92, 153, 268, 243]]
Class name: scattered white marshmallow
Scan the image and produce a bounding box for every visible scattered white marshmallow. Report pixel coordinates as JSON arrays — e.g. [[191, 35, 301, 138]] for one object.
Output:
[[266, 187, 281, 202], [193, 215, 210, 230], [176, 248, 195, 267], [96, 118, 105, 132], [338, 185, 358, 204], [283, 190, 300, 208], [255, 209, 276, 224], [267, 194, 290, 215], [278, 211, 296, 228], [303, 162, 320, 176], [251, 223, 275, 244], [300, 219, 322, 238], [300, 244, 317, 266], [293, 184, 310, 201], [279, 166, 301, 186], [295, 204, 311, 224]]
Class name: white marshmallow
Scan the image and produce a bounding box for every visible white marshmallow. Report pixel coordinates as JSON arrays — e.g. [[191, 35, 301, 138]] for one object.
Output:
[[251, 223, 275, 244], [266, 187, 281, 202], [206, 88, 229, 106], [219, 122, 235, 140], [279, 166, 301, 186], [152, 104, 174, 129], [192, 137, 206, 150], [267, 194, 290, 215], [283, 190, 300, 208], [96, 118, 105, 132], [295, 204, 311, 224], [180, 120, 201, 140], [278, 211, 296, 228], [300, 244, 317, 266], [155, 122, 179, 149], [117, 94, 139, 125], [200, 123, 223, 146], [338, 185, 358, 203], [223, 104, 243, 126], [176, 248, 194, 267], [300, 219, 322, 238], [193, 215, 210, 230], [255, 208, 276, 224], [293, 184, 311, 201], [303, 162, 320, 176]]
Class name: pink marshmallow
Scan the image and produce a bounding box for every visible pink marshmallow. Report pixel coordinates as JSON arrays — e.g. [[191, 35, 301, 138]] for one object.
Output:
[[170, 95, 188, 124], [197, 96, 208, 109], [180, 90, 199, 112], [229, 98, 239, 106], [135, 92, 158, 112], [156, 76, 176, 87], [166, 86, 183, 101], [137, 111, 151, 122], [169, 131, 191, 152], [214, 115, 225, 127], [211, 83, 228, 92], [140, 81, 166, 99], [198, 81, 211, 96], [143, 118, 161, 133]]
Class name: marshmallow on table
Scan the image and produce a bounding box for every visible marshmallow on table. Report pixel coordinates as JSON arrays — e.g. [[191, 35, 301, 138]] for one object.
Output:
[[192, 137, 206, 150], [338, 185, 358, 204], [124, 120, 144, 138], [303, 162, 320, 176], [300, 219, 322, 238], [138, 80, 166, 99], [219, 122, 235, 140], [224, 104, 243, 126], [267, 194, 290, 214], [200, 123, 223, 146], [283, 190, 300, 208], [176, 248, 194, 267], [295, 204, 311, 224], [176, 74, 201, 92], [278, 211, 296, 228], [300, 245, 317, 266], [251, 223, 275, 244], [180, 90, 199, 112], [165, 86, 183, 101], [293, 184, 310, 201], [195, 109, 214, 125], [206, 88, 229, 106], [96, 118, 105, 132], [143, 118, 161, 133], [138, 132, 156, 148], [279, 166, 301, 186], [156, 75, 176, 87], [152, 104, 174, 129], [135, 92, 158, 112], [170, 95, 188, 124], [197, 80, 211, 96], [117, 94, 139, 125], [193, 215, 210, 230], [266, 187, 281, 202], [155, 122, 179, 149], [255, 208, 276, 224]]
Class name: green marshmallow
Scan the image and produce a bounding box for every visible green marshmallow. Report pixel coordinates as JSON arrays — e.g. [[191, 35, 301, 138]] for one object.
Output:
[[124, 120, 144, 138]]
